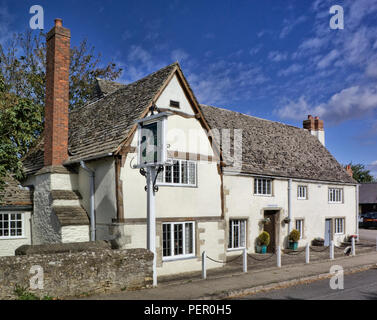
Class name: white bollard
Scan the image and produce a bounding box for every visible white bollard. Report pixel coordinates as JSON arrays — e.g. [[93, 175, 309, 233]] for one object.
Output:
[[330, 241, 334, 260], [351, 237, 356, 256], [277, 246, 281, 268], [305, 243, 310, 264], [243, 248, 247, 273], [202, 251, 206, 280]]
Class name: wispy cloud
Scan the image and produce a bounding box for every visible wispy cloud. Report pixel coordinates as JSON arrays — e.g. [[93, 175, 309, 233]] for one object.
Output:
[[278, 63, 303, 77], [279, 15, 307, 39], [268, 51, 288, 62], [0, 5, 14, 45], [275, 85, 377, 123]]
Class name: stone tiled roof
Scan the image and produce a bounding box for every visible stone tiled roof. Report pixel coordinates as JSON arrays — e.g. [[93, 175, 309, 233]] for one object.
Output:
[[0, 176, 33, 207], [53, 206, 89, 226], [359, 183, 377, 204], [22, 62, 178, 174], [200, 104, 356, 184], [22, 62, 356, 185]]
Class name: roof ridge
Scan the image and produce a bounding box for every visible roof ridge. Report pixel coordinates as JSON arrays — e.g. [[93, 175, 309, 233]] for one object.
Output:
[[70, 62, 179, 114], [200, 104, 302, 131]]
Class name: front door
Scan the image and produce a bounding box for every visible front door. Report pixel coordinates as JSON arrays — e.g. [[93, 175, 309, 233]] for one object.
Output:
[[324, 219, 332, 246], [264, 211, 277, 253]]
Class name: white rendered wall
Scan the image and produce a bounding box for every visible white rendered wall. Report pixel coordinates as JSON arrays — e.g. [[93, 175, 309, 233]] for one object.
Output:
[[223, 174, 357, 254], [61, 225, 90, 243], [78, 158, 117, 241]]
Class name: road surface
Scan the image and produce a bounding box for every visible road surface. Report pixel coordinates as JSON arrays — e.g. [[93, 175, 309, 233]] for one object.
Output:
[[239, 268, 377, 300], [359, 227, 377, 243]]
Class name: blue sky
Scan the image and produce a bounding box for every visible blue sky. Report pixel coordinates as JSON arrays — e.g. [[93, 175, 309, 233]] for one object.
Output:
[[2, 0, 377, 177]]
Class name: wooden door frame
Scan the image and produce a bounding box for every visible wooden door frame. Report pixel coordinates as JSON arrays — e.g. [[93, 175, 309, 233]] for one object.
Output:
[[263, 209, 281, 252]]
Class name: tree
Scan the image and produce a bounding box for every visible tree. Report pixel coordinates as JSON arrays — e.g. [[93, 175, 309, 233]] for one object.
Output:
[[0, 30, 122, 194], [0, 30, 122, 109], [346, 163, 376, 183]]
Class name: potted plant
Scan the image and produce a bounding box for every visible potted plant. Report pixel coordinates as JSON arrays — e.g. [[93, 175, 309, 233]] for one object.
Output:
[[256, 231, 270, 254], [312, 237, 324, 246], [288, 229, 300, 250]]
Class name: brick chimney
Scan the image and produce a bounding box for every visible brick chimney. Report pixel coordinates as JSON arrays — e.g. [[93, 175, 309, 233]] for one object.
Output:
[[346, 165, 353, 177], [44, 19, 71, 167], [303, 115, 325, 146]]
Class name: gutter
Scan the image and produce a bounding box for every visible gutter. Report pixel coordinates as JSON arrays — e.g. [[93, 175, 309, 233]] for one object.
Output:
[[80, 161, 96, 241], [63, 152, 113, 166], [222, 170, 358, 186]]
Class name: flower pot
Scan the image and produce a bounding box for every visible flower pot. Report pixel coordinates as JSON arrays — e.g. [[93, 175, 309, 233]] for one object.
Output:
[[289, 241, 298, 250], [256, 245, 267, 254]]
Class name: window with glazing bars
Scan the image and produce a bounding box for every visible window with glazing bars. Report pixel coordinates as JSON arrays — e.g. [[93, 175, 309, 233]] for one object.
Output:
[[157, 159, 196, 186], [329, 188, 343, 203], [254, 178, 272, 195], [228, 220, 246, 249], [0, 213, 23, 238], [162, 222, 195, 259]]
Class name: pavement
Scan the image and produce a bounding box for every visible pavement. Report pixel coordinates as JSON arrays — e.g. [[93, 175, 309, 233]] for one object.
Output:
[[79, 244, 377, 300]]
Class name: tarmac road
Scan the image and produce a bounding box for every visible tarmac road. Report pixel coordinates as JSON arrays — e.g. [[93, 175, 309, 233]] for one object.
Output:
[[239, 268, 377, 300], [359, 227, 377, 243]]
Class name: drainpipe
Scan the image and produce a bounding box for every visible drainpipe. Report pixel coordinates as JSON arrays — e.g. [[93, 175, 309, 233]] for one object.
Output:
[[80, 161, 95, 241], [288, 178, 292, 237]]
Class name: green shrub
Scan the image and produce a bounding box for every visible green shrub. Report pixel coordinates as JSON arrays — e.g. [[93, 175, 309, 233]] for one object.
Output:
[[258, 231, 270, 246], [14, 284, 54, 300], [289, 229, 300, 242], [14, 285, 39, 300]]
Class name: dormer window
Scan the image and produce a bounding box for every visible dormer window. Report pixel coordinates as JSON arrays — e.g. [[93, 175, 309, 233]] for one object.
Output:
[[170, 100, 180, 108]]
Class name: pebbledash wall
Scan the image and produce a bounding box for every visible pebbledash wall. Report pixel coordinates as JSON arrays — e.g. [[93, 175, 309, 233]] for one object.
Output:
[[224, 174, 357, 257], [0, 248, 153, 300], [23, 169, 90, 245]]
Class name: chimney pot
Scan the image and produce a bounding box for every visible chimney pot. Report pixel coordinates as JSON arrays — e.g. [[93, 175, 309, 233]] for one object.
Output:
[[55, 18, 63, 27]]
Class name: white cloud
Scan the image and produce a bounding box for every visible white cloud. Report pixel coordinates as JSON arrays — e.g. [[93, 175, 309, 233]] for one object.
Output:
[[276, 85, 377, 123], [279, 15, 307, 39], [316, 49, 339, 69], [249, 45, 262, 56], [278, 64, 303, 77], [365, 59, 377, 78], [0, 6, 13, 45], [268, 51, 288, 62], [170, 49, 189, 63]]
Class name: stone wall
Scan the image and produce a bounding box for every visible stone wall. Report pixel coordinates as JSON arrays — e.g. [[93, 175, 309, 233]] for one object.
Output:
[[0, 247, 153, 299]]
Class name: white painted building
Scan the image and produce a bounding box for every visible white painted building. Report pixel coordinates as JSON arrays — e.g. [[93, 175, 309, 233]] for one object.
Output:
[[1, 20, 358, 278]]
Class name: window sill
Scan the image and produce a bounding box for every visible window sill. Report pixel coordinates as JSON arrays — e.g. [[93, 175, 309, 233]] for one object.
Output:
[[0, 236, 27, 240], [162, 255, 196, 262], [227, 247, 246, 252], [157, 184, 198, 188], [253, 194, 273, 197]]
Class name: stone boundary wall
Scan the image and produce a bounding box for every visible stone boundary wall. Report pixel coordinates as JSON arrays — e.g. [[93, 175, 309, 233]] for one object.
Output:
[[0, 248, 153, 299]]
